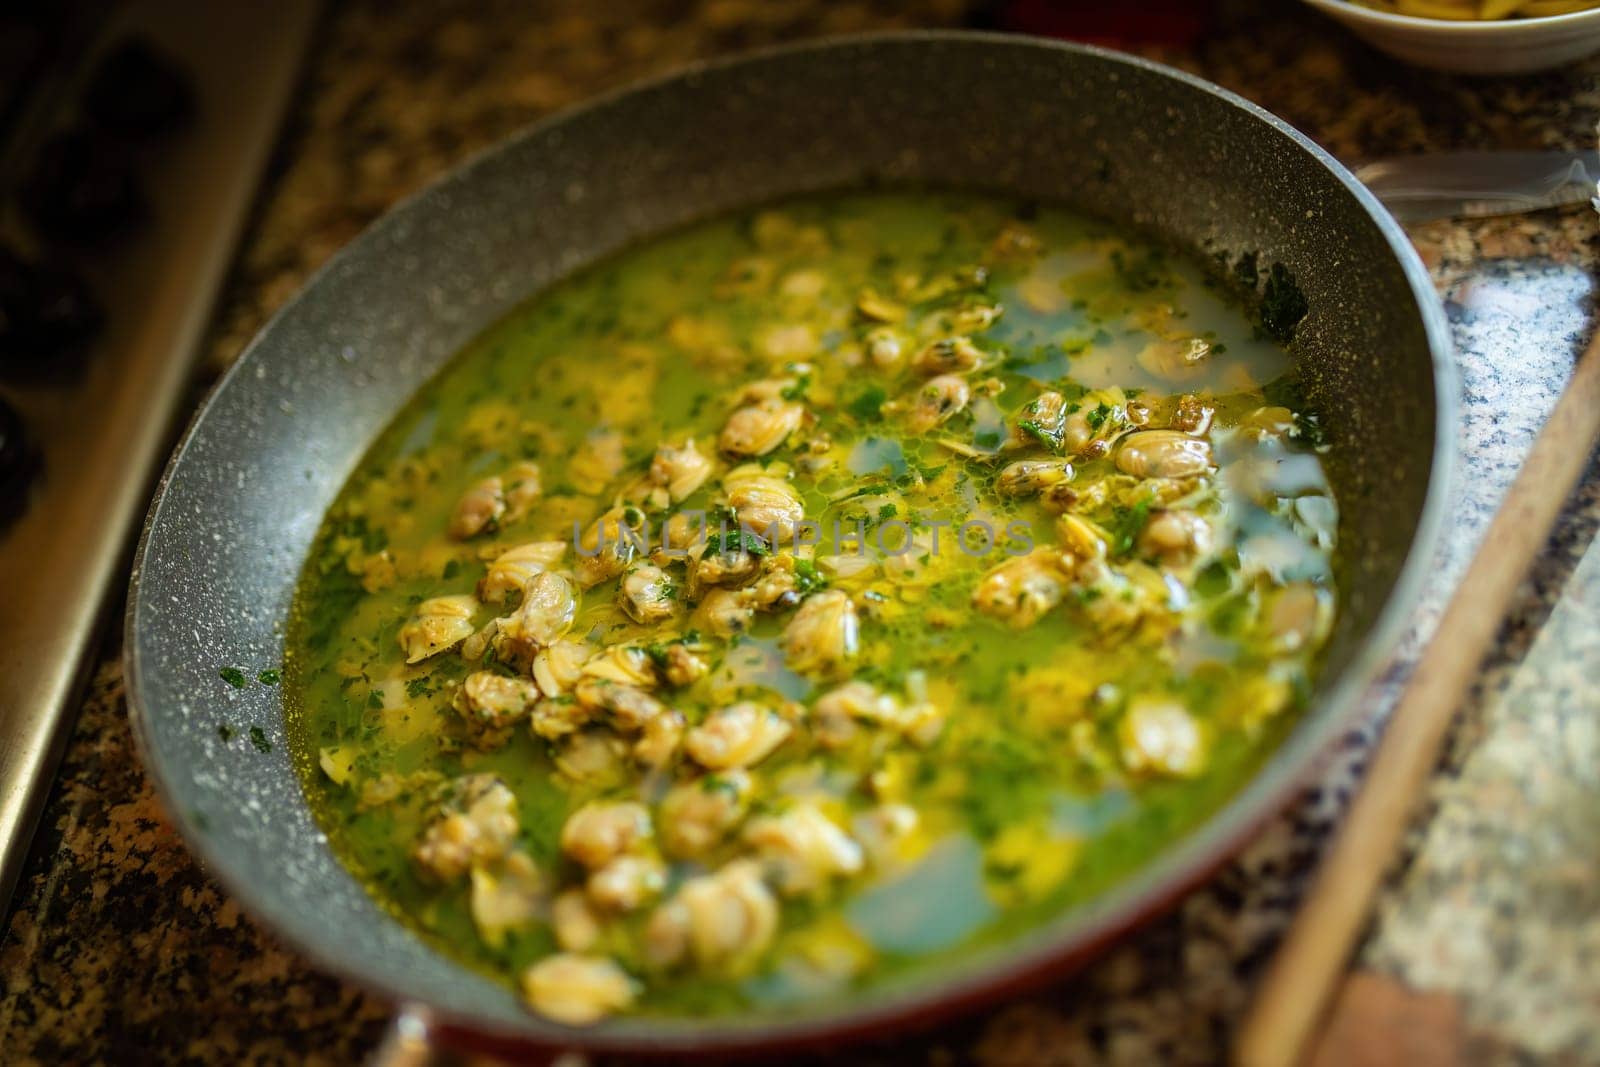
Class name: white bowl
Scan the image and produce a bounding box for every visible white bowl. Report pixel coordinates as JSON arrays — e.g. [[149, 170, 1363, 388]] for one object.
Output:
[[1302, 0, 1600, 74]]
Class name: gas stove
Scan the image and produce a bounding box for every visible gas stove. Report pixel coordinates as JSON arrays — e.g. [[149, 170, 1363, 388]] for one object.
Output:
[[0, 0, 317, 912]]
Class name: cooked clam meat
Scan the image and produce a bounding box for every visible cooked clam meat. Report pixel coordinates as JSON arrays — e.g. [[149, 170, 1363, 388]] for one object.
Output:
[[519, 953, 637, 1026], [911, 336, 985, 375], [973, 550, 1073, 629], [723, 469, 805, 542], [619, 564, 679, 624], [742, 804, 864, 895], [398, 595, 478, 664], [491, 572, 577, 667], [478, 540, 566, 604], [780, 590, 859, 675], [469, 850, 546, 946], [452, 672, 540, 750], [412, 775, 519, 883], [900, 374, 969, 433], [658, 771, 753, 858], [644, 860, 777, 973], [685, 702, 792, 770], [1115, 429, 1214, 480], [720, 397, 805, 457], [560, 800, 653, 870]]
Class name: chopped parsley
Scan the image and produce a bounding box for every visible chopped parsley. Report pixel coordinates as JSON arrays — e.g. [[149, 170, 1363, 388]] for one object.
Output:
[[793, 558, 827, 594], [779, 372, 813, 400], [1110, 499, 1152, 556], [847, 385, 887, 422], [248, 726, 272, 753], [712, 529, 769, 557], [218, 667, 247, 689], [257, 668, 281, 686], [1260, 262, 1309, 343]]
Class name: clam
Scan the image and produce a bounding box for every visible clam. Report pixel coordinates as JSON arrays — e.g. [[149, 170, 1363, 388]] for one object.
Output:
[[572, 679, 666, 732], [648, 439, 714, 502], [569, 429, 627, 493], [552, 730, 630, 787], [780, 590, 860, 675], [1264, 582, 1333, 653], [972, 549, 1070, 629], [468, 850, 546, 947], [531, 639, 594, 698], [619, 564, 679, 624], [528, 696, 594, 741], [657, 642, 710, 688], [579, 645, 659, 689], [587, 854, 667, 913], [1055, 513, 1108, 561], [911, 336, 985, 376], [995, 458, 1075, 497], [948, 302, 1002, 334], [501, 460, 544, 522], [559, 800, 653, 870], [643, 860, 777, 973], [903, 374, 970, 433], [745, 562, 803, 613], [720, 397, 805, 457], [632, 708, 686, 768], [810, 681, 900, 749], [689, 541, 762, 596], [1137, 509, 1213, 565], [574, 506, 645, 588], [693, 587, 755, 638], [411, 775, 519, 883], [851, 804, 920, 868], [724, 469, 805, 543], [658, 771, 753, 858], [1060, 396, 1129, 456], [864, 327, 904, 369], [1243, 405, 1297, 438], [493, 572, 577, 666], [1009, 390, 1069, 452], [520, 953, 637, 1026], [742, 804, 864, 896], [1118, 699, 1205, 777], [685, 701, 792, 770], [452, 672, 540, 750], [551, 888, 603, 952], [448, 476, 504, 540], [1115, 430, 1214, 480], [478, 540, 567, 604], [397, 594, 478, 664]]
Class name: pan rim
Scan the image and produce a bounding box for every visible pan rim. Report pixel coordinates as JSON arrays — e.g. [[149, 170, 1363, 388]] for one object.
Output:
[[125, 28, 1457, 1055]]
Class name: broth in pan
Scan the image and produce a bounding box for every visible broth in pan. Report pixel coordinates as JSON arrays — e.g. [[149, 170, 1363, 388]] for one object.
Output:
[[286, 191, 1336, 1024]]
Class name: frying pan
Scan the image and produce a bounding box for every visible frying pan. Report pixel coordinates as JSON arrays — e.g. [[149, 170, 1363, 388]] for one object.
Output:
[[125, 32, 1455, 1060]]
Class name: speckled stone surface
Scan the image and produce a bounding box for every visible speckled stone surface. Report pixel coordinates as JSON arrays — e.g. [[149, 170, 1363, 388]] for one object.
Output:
[[2, 1, 1597, 1064]]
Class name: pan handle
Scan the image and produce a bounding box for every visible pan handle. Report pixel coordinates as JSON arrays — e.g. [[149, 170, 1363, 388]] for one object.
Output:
[[368, 1003, 589, 1067]]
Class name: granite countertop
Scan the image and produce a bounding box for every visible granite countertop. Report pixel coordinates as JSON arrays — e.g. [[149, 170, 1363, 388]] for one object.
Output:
[[2, 1, 1598, 1063]]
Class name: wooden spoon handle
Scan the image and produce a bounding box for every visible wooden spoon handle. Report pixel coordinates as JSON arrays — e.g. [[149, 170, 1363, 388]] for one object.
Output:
[[1234, 328, 1600, 1067]]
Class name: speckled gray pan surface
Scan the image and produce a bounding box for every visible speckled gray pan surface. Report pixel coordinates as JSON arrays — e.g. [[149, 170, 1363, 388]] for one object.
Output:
[[125, 32, 1454, 1054]]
